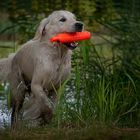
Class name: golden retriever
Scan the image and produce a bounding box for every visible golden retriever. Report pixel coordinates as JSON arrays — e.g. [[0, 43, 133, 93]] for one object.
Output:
[[0, 10, 84, 129]]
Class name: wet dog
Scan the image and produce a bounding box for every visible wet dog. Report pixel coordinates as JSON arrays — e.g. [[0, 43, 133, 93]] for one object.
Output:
[[0, 10, 84, 129]]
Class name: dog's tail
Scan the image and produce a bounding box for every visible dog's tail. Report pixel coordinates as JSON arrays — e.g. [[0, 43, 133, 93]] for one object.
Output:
[[0, 53, 15, 81]]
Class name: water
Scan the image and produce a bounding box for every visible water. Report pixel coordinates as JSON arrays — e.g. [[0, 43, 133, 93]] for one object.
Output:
[[0, 83, 11, 129], [0, 82, 75, 129], [0, 100, 11, 129]]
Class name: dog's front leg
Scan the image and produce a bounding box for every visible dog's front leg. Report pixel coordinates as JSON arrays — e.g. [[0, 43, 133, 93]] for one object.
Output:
[[23, 80, 54, 124]]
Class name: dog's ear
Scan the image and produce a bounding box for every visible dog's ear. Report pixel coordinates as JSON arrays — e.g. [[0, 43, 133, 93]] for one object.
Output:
[[33, 18, 50, 41]]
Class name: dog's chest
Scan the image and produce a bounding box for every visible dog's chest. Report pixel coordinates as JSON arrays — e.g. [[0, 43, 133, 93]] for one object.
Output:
[[41, 51, 71, 89], [51, 55, 71, 86]]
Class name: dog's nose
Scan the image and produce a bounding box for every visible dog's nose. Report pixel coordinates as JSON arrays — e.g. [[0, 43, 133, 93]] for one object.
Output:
[[75, 22, 83, 32]]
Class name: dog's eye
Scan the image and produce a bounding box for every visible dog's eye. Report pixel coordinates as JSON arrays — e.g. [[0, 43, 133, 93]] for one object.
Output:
[[59, 17, 66, 22]]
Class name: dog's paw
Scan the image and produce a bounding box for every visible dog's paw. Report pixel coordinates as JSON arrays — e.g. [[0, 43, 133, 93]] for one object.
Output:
[[23, 95, 54, 121]]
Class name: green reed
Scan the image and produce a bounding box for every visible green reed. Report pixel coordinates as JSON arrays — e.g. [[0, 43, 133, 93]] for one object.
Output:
[[55, 39, 140, 128]]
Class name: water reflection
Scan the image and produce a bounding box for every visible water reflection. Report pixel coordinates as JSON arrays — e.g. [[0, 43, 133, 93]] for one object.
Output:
[[0, 100, 11, 129], [0, 83, 11, 129]]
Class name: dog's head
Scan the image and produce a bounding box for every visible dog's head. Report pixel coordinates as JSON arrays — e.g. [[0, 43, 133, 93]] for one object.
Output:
[[33, 10, 84, 49]]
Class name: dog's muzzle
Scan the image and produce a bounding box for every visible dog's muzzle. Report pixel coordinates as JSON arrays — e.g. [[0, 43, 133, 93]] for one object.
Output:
[[64, 22, 83, 50]]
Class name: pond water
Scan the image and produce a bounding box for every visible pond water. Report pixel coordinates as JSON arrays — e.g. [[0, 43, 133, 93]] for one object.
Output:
[[0, 83, 11, 129], [0, 100, 11, 129]]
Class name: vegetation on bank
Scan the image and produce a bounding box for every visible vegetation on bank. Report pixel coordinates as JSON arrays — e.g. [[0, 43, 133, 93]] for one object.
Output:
[[0, 123, 140, 140]]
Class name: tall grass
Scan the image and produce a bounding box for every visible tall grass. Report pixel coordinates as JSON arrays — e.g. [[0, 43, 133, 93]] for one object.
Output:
[[54, 37, 140, 128], [52, 1, 140, 128]]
